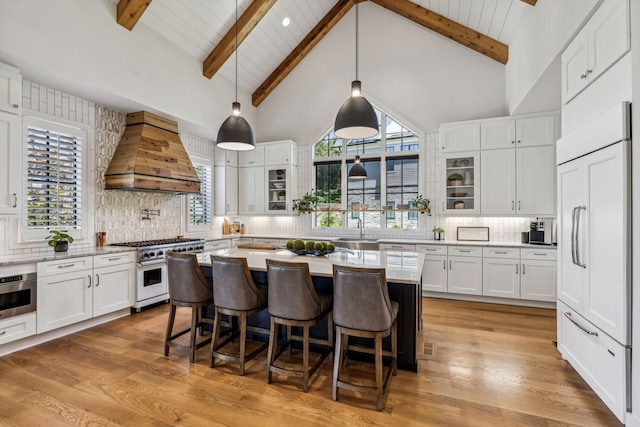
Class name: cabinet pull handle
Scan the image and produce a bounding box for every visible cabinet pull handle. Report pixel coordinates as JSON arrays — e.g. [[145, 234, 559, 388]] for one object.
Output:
[[88, 275, 92, 288], [515, 263, 518, 274], [570, 206, 578, 265], [443, 259, 446, 269], [518, 200, 521, 211], [108, 257, 122, 261], [575, 206, 587, 268], [522, 264, 526, 275], [442, 201, 445, 211], [12, 193, 17, 208], [495, 251, 507, 254], [95, 274, 100, 287], [563, 312, 598, 336], [580, 72, 588, 79], [449, 260, 452, 270], [511, 200, 514, 211], [13, 104, 19, 109], [533, 253, 547, 256], [57, 264, 76, 269], [425, 248, 437, 251], [586, 69, 592, 75], [459, 250, 470, 253], [511, 140, 515, 144], [0, 330, 6, 335]]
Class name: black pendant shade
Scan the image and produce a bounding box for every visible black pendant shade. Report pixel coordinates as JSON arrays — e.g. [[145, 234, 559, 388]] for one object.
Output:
[[335, 81, 379, 139], [348, 155, 367, 179], [217, 102, 256, 151]]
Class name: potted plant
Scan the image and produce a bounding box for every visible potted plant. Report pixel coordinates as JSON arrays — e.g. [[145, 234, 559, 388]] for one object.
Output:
[[448, 173, 463, 186], [292, 191, 320, 215], [432, 226, 445, 241], [413, 194, 430, 212], [45, 230, 74, 252]]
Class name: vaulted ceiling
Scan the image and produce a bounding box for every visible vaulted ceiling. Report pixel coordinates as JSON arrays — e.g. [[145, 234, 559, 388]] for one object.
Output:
[[114, 0, 535, 107]]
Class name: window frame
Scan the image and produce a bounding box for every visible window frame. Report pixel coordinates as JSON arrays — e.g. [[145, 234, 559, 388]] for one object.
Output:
[[20, 113, 94, 244], [185, 155, 213, 234]]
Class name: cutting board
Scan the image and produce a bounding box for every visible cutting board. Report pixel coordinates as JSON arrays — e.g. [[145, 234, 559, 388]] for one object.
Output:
[[237, 242, 278, 250]]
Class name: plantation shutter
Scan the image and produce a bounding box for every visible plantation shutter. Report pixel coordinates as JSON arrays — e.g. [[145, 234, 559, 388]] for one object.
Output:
[[26, 125, 83, 229], [189, 163, 212, 225]]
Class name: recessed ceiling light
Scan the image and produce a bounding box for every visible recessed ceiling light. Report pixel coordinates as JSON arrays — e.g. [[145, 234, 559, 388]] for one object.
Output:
[[282, 17, 290, 27]]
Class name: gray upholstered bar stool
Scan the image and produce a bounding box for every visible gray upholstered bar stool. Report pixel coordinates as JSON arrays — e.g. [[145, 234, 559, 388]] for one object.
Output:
[[165, 252, 214, 363], [265, 259, 333, 392], [209, 255, 268, 376], [332, 264, 398, 411]]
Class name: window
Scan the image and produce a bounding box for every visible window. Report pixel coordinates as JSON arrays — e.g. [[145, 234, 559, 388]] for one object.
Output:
[[24, 117, 88, 241], [313, 109, 421, 231], [187, 157, 213, 230]]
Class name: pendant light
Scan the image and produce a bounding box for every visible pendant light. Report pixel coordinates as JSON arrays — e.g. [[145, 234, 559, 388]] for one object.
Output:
[[334, 2, 379, 139], [216, 0, 256, 151], [348, 153, 367, 179]]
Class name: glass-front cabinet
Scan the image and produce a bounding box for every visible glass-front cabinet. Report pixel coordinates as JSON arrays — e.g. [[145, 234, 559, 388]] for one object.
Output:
[[441, 151, 479, 215], [266, 166, 297, 214]]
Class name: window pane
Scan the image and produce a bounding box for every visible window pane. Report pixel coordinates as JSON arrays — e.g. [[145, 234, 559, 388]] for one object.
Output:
[[189, 163, 212, 226], [385, 115, 419, 152], [315, 161, 342, 228], [386, 156, 419, 230], [314, 130, 342, 157], [347, 159, 381, 229]]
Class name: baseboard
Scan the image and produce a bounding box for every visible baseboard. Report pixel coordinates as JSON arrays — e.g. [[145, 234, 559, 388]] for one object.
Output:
[[421, 291, 556, 309]]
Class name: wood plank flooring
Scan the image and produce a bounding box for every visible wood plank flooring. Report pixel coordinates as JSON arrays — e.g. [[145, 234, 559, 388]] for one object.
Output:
[[0, 298, 622, 426]]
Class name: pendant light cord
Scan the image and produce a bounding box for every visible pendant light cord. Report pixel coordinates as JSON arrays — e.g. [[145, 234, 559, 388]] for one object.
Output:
[[235, 0, 238, 103], [355, 2, 359, 81]]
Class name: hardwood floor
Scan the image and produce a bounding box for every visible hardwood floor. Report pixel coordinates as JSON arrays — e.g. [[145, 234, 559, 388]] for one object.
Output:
[[0, 298, 622, 426]]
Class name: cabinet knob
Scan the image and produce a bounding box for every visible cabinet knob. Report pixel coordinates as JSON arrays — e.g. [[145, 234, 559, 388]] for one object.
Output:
[[580, 72, 588, 79], [586, 69, 593, 74], [12, 104, 19, 108]]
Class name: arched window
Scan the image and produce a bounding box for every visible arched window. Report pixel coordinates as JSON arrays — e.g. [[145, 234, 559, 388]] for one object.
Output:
[[313, 108, 421, 230]]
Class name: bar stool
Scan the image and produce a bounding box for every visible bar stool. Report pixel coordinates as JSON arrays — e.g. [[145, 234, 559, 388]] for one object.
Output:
[[265, 259, 333, 392], [331, 264, 398, 411], [209, 255, 268, 376], [165, 252, 213, 363]]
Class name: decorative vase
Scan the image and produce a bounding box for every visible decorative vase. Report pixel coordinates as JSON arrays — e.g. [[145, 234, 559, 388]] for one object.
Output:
[[54, 241, 68, 252]]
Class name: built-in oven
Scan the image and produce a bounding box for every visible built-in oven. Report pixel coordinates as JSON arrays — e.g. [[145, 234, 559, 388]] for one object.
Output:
[[135, 260, 168, 311], [0, 273, 37, 320]]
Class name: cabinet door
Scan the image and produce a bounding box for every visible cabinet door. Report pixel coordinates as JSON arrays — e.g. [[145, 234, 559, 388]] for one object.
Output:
[[480, 119, 515, 150], [239, 145, 264, 167], [520, 260, 556, 302], [422, 255, 447, 292], [214, 147, 238, 167], [557, 159, 584, 311], [93, 263, 134, 317], [561, 30, 589, 104], [264, 141, 294, 165], [588, 0, 630, 83], [440, 123, 480, 152], [516, 145, 556, 215], [480, 149, 515, 215], [516, 116, 556, 147], [239, 167, 265, 214], [214, 166, 238, 215], [266, 167, 289, 213], [447, 256, 482, 295], [442, 151, 479, 214], [37, 271, 93, 333], [0, 65, 22, 115], [0, 112, 20, 215], [583, 142, 629, 344], [483, 258, 520, 298]]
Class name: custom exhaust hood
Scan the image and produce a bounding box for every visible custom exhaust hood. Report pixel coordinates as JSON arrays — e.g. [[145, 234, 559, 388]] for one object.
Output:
[[105, 111, 201, 194]]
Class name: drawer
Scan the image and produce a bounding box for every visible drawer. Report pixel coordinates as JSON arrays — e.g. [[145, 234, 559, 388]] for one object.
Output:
[[483, 247, 520, 259], [93, 251, 136, 267], [37, 256, 92, 276], [521, 248, 557, 260], [0, 312, 36, 345], [448, 246, 482, 257], [205, 240, 231, 251], [557, 301, 627, 422], [415, 244, 447, 255], [379, 243, 415, 252]]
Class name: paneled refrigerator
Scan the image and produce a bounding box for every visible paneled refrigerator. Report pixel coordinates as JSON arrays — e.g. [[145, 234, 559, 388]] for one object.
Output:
[[556, 102, 631, 423]]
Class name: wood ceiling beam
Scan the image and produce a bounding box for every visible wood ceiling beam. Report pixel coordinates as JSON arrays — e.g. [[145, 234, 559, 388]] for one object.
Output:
[[203, 0, 277, 80], [369, 0, 508, 64], [520, 0, 537, 6], [252, 0, 357, 107], [117, 0, 152, 31]]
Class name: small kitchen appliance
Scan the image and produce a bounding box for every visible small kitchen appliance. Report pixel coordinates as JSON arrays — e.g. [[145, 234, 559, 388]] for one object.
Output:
[[529, 218, 555, 245]]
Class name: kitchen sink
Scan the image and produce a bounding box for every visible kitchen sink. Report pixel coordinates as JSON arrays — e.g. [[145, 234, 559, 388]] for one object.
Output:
[[332, 238, 379, 251]]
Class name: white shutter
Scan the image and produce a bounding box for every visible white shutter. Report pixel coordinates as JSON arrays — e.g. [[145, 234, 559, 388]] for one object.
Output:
[[189, 163, 212, 225]]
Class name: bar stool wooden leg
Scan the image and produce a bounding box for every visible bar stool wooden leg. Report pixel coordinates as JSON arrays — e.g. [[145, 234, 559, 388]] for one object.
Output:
[[210, 308, 222, 368], [239, 313, 247, 376], [287, 326, 292, 355], [189, 306, 198, 363], [164, 304, 177, 356], [266, 316, 277, 384], [375, 333, 384, 411], [302, 325, 310, 392], [332, 328, 343, 402], [392, 320, 398, 376]]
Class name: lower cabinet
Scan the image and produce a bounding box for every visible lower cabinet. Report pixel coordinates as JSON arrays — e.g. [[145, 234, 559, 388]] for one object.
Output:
[[483, 248, 521, 298], [0, 312, 36, 345], [447, 246, 483, 295], [520, 249, 557, 302], [37, 252, 135, 333]]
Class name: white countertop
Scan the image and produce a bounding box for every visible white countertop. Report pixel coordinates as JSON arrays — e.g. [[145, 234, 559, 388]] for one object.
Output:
[[196, 248, 424, 285], [0, 246, 136, 267]]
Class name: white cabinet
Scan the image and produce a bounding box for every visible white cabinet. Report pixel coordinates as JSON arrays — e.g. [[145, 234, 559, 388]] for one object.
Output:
[[0, 112, 21, 215], [214, 146, 238, 167], [520, 249, 557, 302], [37, 253, 135, 333], [264, 140, 297, 165], [205, 239, 231, 251], [214, 165, 238, 215], [378, 243, 415, 252], [0, 313, 36, 345], [557, 141, 629, 344], [266, 165, 296, 214], [239, 145, 264, 167], [239, 166, 265, 214], [482, 248, 520, 299], [416, 245, 447, 293], [439, 123, 480, 152], [0, 63, 22, 115], [481, 116, 556, 150], [441, 151, 479, 214], [447, 246, 483, 295], [561, 0, 629, 104]]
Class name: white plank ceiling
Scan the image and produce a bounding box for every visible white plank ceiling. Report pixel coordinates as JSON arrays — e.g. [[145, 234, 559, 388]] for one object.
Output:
[[111, 0, 529, 94]]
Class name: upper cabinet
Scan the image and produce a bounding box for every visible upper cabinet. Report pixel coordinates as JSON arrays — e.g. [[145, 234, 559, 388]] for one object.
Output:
[[214, 146, 238, 167], [561, 0, 629, 104], [439, 123, 480, 153], [0, 112, 21, 216], [239, 144, 264, 167], [481, 116, 556, 150], [0, 63, 22, 115], [263, 140, 297, 165]]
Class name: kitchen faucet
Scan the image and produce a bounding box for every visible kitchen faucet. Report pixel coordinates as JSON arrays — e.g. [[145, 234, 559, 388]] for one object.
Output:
[[357, 218, 364, 239]]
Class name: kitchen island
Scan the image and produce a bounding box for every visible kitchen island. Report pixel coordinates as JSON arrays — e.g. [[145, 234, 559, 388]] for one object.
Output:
[[197, 248, 424, 371]]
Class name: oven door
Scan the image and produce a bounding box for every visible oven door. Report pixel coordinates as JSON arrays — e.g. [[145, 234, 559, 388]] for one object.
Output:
[[0, 273, 37, 320], [137, 260, 168, 302]]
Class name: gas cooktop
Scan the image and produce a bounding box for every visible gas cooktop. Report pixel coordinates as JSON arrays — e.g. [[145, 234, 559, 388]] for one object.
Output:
[[111, 238, 204, 248], [111, 238, 205, 262]]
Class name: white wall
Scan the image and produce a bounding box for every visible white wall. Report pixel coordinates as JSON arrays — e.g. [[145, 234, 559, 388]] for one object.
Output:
[[505, 0, 599, 114], [0, 0, 256, 140], [257, 2, 507, 145]]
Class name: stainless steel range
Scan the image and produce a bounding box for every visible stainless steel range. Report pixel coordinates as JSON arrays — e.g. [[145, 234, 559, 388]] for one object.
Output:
[[111, 238, 205, 311]]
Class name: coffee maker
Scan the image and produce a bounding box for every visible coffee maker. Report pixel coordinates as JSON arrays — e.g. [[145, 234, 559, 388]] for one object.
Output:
[[529, 217, 556, 245]]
